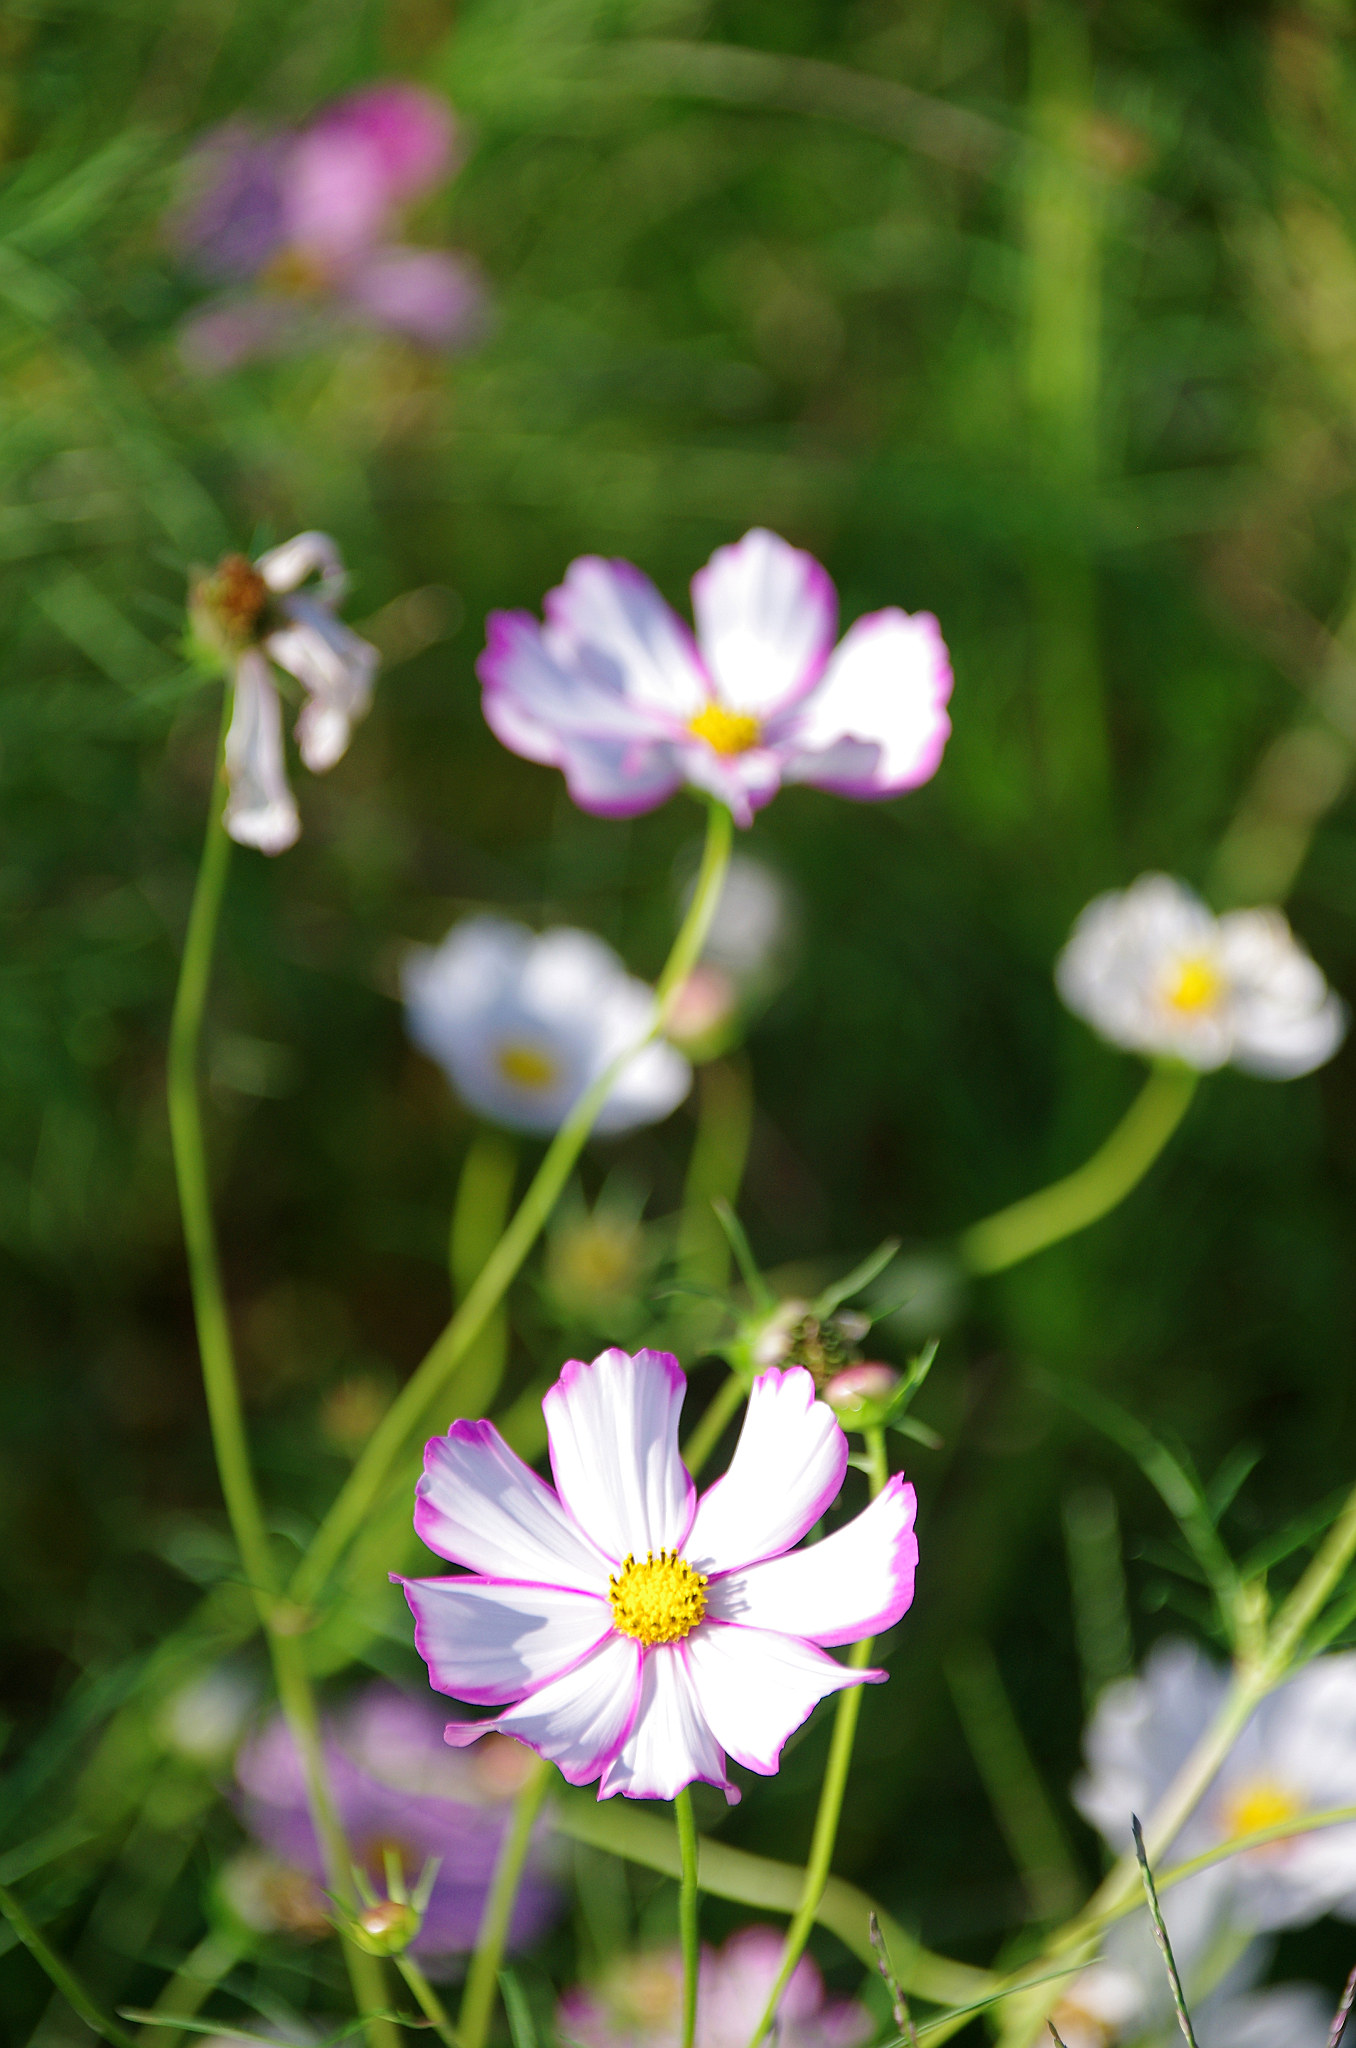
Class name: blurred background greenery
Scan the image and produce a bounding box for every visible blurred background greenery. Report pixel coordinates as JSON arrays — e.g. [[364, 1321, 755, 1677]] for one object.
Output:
[[5, 0, 1356, 2037]]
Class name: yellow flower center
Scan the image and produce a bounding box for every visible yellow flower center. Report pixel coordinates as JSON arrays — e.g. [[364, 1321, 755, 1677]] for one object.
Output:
[[688, 703, 761, 755], [262, 246, 332, 297], [608, 1550, 707, 1645], [496, 1042, 560, 1088], [1166, 956, 1222, 1013], [1219, 1778, 1303, 1842]]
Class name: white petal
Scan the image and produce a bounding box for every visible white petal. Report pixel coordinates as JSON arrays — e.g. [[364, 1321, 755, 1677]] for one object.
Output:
[[544, 1348, 694, 1563], [591, 1037, 692, 1135], [403, 1576, 612, 1704], [707, 1476, 917, 1646], [684, 1620, 877, 1774], [598, 1642, 731, 1801], [1055, 875, 1230, 1068], [776, 609, 952, 795], [685, 1367, 847, 1574], [415, 1420, 611, 1591], [222, 651, 300, 854], [449, 1632, 643, 1787], [690, 529, 837, 716], [265, 592, 379, 773], [1215, 909, 1348, 1079], [255, 530, 347, 600], [545, 556, 708, 720]]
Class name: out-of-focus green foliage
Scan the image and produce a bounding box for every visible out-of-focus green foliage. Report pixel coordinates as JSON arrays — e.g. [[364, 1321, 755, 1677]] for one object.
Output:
[[4, 0, 1356, 2037]]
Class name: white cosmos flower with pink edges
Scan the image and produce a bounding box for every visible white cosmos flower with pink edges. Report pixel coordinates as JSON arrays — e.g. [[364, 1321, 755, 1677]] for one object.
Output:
[[477, 528, 953, 828], [401, 1348, 918, 1802]]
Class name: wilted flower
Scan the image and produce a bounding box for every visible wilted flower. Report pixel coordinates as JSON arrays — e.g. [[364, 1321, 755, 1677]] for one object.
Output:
[[1074, 1637, 1356, 1931], [1056, 874, 1346, 1077], [557, 1925, 873, 2048], [172, 83, 484, 370], [402, 918, 691, 1136], [750, 1300, 869, 1383], [402, 1347, 917, 1802], [478, 528, 952, 828], [191, 534, 378, 854], [236, 1683, 556, 1973]]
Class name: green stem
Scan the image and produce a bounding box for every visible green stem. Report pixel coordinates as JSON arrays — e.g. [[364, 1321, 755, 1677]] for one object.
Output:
[[166, 701, 395, 2048], [133, 1930, 242, 2048], [448, 1126, 518, 1414], [459, 1756, 554, 2048], [292, 801, 735, 1607], [683, 1371, 747, 1478], [676, 1788, 701, 2048], [396, 1956, 461, 2048], [677, 1055, 754, 1289], [0, 1880, 139, 2048], [958, 1063, 1198, 1276], [746, 1427, 890, 2048]]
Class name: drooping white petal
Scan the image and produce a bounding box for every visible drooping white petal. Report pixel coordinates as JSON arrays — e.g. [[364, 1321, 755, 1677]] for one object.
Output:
[[685, 1368, 847, 1575], [265, 591, 379, 772], [683, 1621, 877, 1775], [544, 557, 708, 721], [690, 529, 837, 716], [222, 650, 300, 854], [446, 1632, 643, 1787], [776, 610, 952, 796], [706, 1475, 917, 1646], [598, 1641, 731, 1801], [415, 1420, 611, 1592], [1215, 909, 1347, 1079], [402, 1576, 612, 1704], [256, 530, 347, 601], [544, 1349, 694, 1564]]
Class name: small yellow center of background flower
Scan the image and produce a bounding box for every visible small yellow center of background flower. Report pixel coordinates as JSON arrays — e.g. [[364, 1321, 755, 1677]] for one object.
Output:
[[1166, 956, 1222, 1013], [1220, 1778, 1303, 1842], [688, 704, 761, 755], [496, 1042, 560, 1088], [608, 1549, 707, 1645]]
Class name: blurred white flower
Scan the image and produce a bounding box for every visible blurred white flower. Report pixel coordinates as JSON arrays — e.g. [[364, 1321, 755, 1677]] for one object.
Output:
[[1075, 1637, 1356, 1931], [403, 918, 692, 1136], [158, 1663, 256, 1764], [1055, 873, 1346, 1077], [193, 535, 379, 854]]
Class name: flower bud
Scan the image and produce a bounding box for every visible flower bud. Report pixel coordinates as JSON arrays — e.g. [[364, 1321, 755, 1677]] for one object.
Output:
[[354, 1897, 421, 1955], [824, 1363, 899, 1420]]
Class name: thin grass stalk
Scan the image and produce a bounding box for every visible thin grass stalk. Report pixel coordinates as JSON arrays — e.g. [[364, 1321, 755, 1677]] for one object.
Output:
[[459, 1755, 554, 2048], [1131, 1817, 1198, 2047]]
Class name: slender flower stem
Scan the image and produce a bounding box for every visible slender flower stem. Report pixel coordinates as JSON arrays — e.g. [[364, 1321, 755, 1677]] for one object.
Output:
[[166, 705, 395, 2048], [676, 1787, 701, 2048], [459, 1756, 554, 2048], [683, 1371, 747, 1477], [396, 1957, 461, 2048], [0, 1880, 140, 2048], [958, 1063, 1198, 1276], [747, 1427, 890, 2048], [292, 801, 735, 1607]]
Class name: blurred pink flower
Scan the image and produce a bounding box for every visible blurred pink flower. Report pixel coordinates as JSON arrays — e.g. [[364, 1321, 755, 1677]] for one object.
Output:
[[171, 83, 485, 368], [557, 1926, 873, 2048]]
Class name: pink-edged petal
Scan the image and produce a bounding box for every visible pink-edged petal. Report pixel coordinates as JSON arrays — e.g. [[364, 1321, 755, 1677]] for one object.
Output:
[[684, 1620, 881, 1775], [223, 650, 299, 854], [598, 1642, 732, 1802], [479, 611, 684, 820], [707, 1475, 918, 1646], [402, 1576, 612, 1705], [673, 738, 784, 830], [777, 610, 953, 797], [685, 1367, 847, 1575], [690, 529, 837, 716], [544, 1349, 694, 1564], [256, 532, 347, 600], [544, 557, 708, 722], [415, 1419, 611, 1592], [446, 1633, 643, 1787]]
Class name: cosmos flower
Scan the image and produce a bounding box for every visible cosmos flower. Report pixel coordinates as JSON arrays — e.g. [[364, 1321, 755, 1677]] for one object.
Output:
[[402, 1347, 918, 1802], [556, 1925, 873, 2048], [1074, 1637, 1356, 1932], [191, 534, 378, 854], [402, 918, 692, 1136], [1055, 874, 1346, 1077], [236, 1683, 556, 1974], [477, 528, 952, 828], [171, 83, 484, 370]]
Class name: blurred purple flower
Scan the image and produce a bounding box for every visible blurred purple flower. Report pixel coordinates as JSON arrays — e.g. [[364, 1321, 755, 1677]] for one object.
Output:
[[236, 1683, 557, 1973], [171, 83, 485, 369], [558, 1926, 873, 2048]]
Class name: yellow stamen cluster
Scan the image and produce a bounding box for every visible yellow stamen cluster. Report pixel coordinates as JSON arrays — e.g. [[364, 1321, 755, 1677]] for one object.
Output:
[[608, 1549, 707, 1645], [496, 1042, 560, 1088], [688, 703, 761, 756], [1220, 1778, 1303, 1843], [1166, 956, 1222, 1013]]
